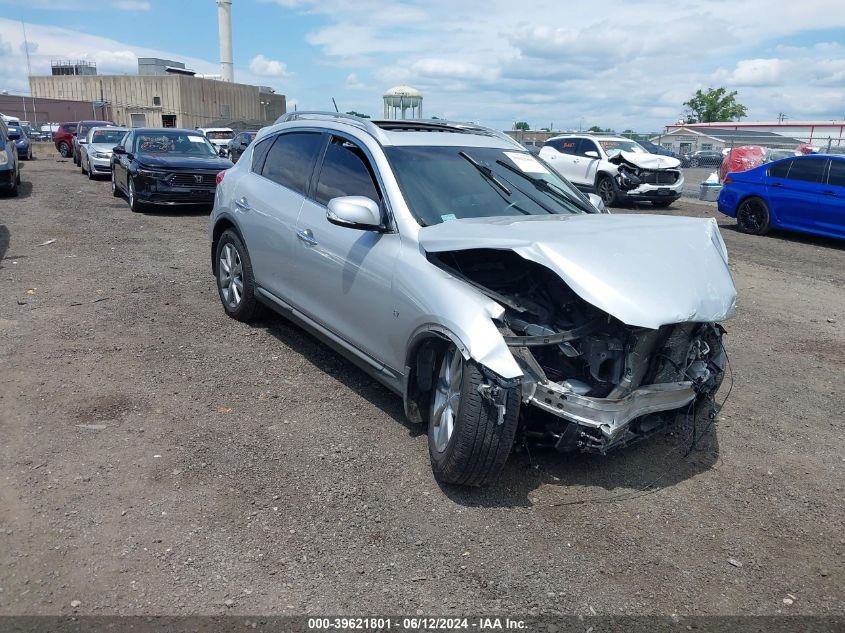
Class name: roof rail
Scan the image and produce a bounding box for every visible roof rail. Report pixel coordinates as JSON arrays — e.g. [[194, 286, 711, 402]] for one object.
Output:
[[275, 111, 389, 144]]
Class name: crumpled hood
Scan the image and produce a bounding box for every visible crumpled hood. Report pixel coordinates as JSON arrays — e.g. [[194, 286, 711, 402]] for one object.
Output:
[[419, 214, 736, 329], [610, 150, 681, 170]]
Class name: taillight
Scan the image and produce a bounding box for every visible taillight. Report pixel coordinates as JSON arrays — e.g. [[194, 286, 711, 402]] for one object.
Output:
[[723, 175, 733, 183], [216, 170, 226, 185]]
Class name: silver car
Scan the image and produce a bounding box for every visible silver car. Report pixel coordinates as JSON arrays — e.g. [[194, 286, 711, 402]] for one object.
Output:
[[209, 113, 736, 487], [80, 127, 128, 179]]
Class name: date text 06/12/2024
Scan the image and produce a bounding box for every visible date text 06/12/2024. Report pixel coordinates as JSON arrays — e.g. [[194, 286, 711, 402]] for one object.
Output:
[[307, 617, 527, 630]]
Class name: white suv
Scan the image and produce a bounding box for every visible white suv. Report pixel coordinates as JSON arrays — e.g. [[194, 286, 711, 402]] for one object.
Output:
[[539, 134, 684, 208]]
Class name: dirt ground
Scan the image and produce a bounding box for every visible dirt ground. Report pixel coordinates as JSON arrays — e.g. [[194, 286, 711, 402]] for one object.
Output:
[[1, 155, 843, 618]]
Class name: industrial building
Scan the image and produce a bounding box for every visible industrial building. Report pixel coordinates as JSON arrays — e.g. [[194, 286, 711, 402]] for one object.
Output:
[[663, 121, 845, 149], [29, 60, 285, 129], [652, 126, 806, 154]]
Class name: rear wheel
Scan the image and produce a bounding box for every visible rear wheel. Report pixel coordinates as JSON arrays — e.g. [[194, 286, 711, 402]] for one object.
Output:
[[215, 230, 261, 322], [736, 197, 771, 235], [690, 158, 700, 167], [428, 344, 520, 487], [597, 175, 618, 207]]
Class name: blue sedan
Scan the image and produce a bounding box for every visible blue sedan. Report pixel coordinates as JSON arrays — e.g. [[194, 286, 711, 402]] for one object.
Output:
[[6, 125, 32, 161], [718, 155, 845, 240]]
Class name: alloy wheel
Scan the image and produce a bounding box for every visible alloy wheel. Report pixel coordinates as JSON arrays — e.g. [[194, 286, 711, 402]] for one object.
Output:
[[598, 178, 615, 205], [218, 243, 244, 309], [738, 199, 766, 233], [431, 346, 463, 453]]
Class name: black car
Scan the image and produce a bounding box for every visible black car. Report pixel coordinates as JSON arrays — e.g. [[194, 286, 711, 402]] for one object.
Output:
[[0, 123, 21, 196], [227, 130, 257, 163], [110, 128, 233, 212], [683, 150, 724, 168]]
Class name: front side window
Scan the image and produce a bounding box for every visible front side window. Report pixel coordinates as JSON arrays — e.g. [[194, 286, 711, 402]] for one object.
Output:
[[260, 132, 323, 195], [134, 131, 218, 157], [579, 139, 600, 157], [827, 160, 845, 188], [786, 158, 827, 183], [385, 145, 594, 227], [314, 137, 380, 206]]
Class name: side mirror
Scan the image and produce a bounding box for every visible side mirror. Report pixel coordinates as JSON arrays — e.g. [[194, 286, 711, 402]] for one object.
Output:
[[584, 150, 600, 158], [112, 146, 126, 155], [218, 147, 228, 157], [587, 193, 609, 214], [326, 196, 382, 230]]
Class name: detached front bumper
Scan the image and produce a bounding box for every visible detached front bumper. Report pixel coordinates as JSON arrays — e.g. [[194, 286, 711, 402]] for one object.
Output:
[[529, 381, 696, 449]]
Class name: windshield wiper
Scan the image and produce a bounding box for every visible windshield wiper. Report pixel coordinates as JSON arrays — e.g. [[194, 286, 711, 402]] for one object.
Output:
[[459, 151, 511, 196], [494, 160, 595, 214]]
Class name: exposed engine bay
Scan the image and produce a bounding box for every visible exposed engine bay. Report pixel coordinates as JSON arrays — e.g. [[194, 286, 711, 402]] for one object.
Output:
[[609, 151, 682, 192], [429, 248, 727, 454]]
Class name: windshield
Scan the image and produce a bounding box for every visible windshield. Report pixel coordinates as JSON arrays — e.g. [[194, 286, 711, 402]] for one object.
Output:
[[598, 139, 646, 157], [206, 131, 233, 140], [91, 129, 127, 145], [134, 131, 219, 157], [385, 146, 593, 227]]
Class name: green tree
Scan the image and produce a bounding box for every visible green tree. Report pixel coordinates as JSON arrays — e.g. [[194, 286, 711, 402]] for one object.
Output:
[[683, 88, 748, 123], [346, 110, 371, 119], [514, 121, 530, 131]]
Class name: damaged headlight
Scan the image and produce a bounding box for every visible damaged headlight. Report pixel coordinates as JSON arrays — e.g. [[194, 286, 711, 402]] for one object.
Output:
[[615, 165, 642, 190]]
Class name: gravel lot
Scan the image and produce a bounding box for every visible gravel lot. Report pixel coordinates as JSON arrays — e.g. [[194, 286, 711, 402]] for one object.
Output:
[[1, 155, 843, 618]]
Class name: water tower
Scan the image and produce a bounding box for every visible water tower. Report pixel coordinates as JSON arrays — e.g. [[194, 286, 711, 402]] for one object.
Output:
[[383, 86, 423, 119]]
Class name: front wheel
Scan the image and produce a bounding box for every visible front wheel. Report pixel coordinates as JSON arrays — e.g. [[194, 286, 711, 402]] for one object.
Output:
[[736, 197, 771, 235], [111, 170, 122, 197], [215, 230, 261, 322], [428, 345, 520, 487], [127, 177, 144, 213], [58, 142, 70, 158], [597, 175, 619, 207]]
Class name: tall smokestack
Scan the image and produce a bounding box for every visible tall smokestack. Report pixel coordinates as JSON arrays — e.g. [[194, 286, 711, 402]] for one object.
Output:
[[217, 0, 234, 82]]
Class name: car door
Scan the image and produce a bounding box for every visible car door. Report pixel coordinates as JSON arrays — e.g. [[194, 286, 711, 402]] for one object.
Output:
[[767, 157, 827, 228], [114, 131, 133, 190], [543, 138, 583, 183], [819, 159, 845, 237], [575, 138, 602, 185], [293, 134, 402, 368], [232, 131, 324, 301]]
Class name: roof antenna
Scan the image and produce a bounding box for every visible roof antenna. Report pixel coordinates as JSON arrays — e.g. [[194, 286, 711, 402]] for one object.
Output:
[[331, 97, 339, 113]]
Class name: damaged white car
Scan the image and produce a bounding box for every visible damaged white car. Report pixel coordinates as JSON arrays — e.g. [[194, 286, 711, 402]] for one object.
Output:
[[539, 134, 684, 207], [210, 113, 736, 487]]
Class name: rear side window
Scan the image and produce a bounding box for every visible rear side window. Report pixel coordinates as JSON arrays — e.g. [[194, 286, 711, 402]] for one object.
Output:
[[314, 137, 380, 206], [558, 138, 580, 155], [250, 137, 273, 172], [260, 132, 323, 195], [786, 158, 827, 183], [63, 124, 76, 133], [767, 160, 791, 178], [828, 160, 845, 188]]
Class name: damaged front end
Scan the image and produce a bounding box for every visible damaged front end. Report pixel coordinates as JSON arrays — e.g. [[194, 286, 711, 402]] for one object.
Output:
[[429, 248, 728, 454], [609, 150, 683, 198]]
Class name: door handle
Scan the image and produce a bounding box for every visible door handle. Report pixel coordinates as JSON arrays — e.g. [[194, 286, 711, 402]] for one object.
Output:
[[296, 228, 317, 246], [823, 190, 836, 196], [771, 182, 782, 188], [234, 196, 251, 211], [573, 159, 580, 163]]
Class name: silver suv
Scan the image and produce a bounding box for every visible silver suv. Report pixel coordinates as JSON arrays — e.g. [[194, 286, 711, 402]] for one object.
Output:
[[209, 113, 736, 487]]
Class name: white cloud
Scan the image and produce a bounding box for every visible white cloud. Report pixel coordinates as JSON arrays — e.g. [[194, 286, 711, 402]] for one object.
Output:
[[111, 1, 151, 9], [714, 58, 786, 86], [345, 73, 366, 89], [249, 54, 290, 78]]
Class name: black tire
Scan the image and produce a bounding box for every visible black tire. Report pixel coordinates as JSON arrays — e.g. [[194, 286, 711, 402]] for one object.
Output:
[[428, 345, 520, 487], [215, 229, 261, 322], [80, 158, 86, 174], [127, 177, 144, 213], [652, 200, 674, 209], [111, 170, 122, 197], [596, 174, 619, 207], [87, 163, 95, 180], [8, 173, 19, 197], [736, 197, 771, 235], [58, 142, 70, 158]]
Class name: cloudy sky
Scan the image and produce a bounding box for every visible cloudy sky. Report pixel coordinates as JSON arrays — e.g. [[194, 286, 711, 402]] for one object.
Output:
[[0, 0, 844, 131]]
